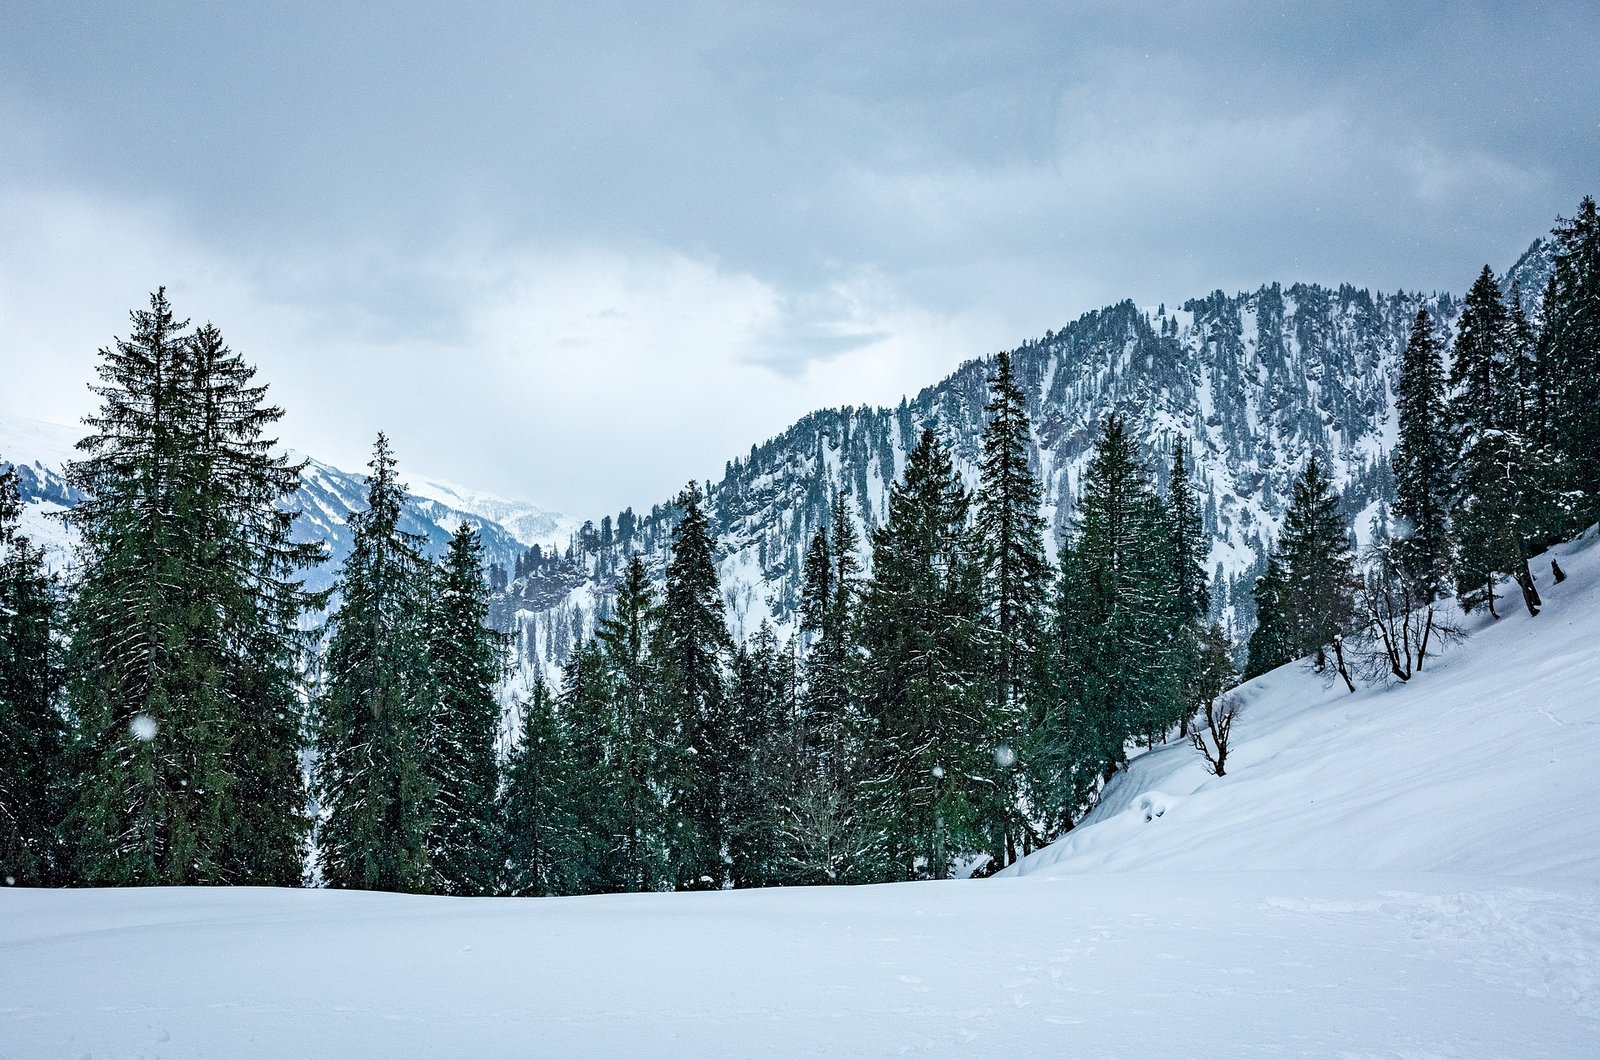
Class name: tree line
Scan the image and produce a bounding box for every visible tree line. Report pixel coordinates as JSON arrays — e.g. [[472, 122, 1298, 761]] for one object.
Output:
[[1246, 197, 1600, 690], [3, 196, 1596, 892]]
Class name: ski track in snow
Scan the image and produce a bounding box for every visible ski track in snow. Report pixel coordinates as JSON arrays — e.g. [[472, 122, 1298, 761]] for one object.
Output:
[[4, 540, 1600, 1056]]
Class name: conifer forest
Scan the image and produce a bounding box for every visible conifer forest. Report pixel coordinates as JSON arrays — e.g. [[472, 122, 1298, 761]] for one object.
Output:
[[5, 7, 1600, 1054], [5, 198, 1598, 897]]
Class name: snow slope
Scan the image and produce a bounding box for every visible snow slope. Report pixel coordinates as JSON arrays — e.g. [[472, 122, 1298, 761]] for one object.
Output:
[[3, 539, 1598, 1056]]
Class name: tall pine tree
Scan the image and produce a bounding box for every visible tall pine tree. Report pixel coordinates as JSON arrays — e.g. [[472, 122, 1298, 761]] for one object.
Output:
[[424, 523, 505, 896], [654, 482, 733, 889], [856, 429, 988, 880], [1392, 308, 1452, 599], [1449, 267, 1544, 617], [0, 462, 67, 884], [974, 351, 1049, 866], [313, 434, 438, 892], [63, 293, 319, 884]]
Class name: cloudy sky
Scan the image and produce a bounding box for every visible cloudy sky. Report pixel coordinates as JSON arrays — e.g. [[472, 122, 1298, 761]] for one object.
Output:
[[2, 1, 1595, 516]]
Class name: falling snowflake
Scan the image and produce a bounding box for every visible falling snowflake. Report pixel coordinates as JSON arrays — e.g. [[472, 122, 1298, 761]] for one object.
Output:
[[993, 745, 1016, 768], [129, 714, 158, 742], [930, 765, 945, 779]]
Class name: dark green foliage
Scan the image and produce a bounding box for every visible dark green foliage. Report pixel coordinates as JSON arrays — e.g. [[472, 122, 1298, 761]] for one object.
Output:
[[594, 555, 672, 891], [424, 524, 506, 895], [554, 640, 628, 892], [1277, 457, 1357, 672], [1393, 309, 1453, 598], [1165, 438, 1210, 625], [725, 623, 796, 887], [1244, 554, 1294, 679], [856, 429, 989, 879], [1449, 268, 1547, 617], [314, 435, 438, 892], [0, 464, 67, 884], [62, 293, 319, 885], [1544, 197, 1600, 524], [799, 490, 860, 787], [1053, 416, 1184, 775], [499, 675, 579, 896], [974, 351, 1050, 867], [654, 482, 734, 889]]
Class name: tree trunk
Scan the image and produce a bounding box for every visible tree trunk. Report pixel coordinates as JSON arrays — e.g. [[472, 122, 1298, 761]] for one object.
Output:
[[1515, 558, 1542, 617], [1332, 636, 1356, 693]]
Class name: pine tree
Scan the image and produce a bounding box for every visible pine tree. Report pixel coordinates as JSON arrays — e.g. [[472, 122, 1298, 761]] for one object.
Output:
[[1277, 457, 1357, 686], [424, 523, 505, 895], [63, 292, 318, 884], [314, 434, 438, 892], [186, 322, 324, 886], [654, 481, 733, 889], [1544, 197, 1600, 525], [500, 674, 578, 896], [1165, 438, 1212, 737], [1244, 553, 1294, 679], [725, 622, 795, 887], [856, 429, 988, 880], [0, 463, 67, 884], [973, 350, 1049, 867], [800, 490, 859, 786], [1392, 308, 1452, 599], [555, 638, 625, 893], [594, 554, 671, 891], [1449, 268, 1544, 617]]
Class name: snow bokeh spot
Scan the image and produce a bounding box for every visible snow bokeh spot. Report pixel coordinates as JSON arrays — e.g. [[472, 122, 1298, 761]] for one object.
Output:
[[129, 714, 158, 742], [993, 745, 1016, 769]]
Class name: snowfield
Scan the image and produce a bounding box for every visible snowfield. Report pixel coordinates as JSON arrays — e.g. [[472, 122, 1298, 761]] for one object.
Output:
[[5, 537, 1600, 1057]]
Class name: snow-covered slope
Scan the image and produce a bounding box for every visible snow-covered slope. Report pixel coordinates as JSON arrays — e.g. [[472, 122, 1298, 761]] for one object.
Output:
[[4, 536, 1597, 1056], [1004, 530, 1600, 883]]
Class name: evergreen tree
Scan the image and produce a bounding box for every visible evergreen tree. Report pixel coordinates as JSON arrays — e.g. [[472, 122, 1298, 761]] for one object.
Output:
[[725, 622, 795, 887], [1054, 416, 1183, 776], [800, 490, 860, 786], [1164, 438, 1212, 737], [1244, 553, 1294, 679], [0, 463, 67, 884], [62, 292, 319, 884], [314, 434, 438, 892], [974, 350, 1049, 867], [1544, 197, 1600, 525], [555, 638, 626, 893], [424, 523, 505, 895], [654, 482, 733, 889], [1392, 308, 1453, 598], [1449, 268, 1545, 617], [186, 322, 324, 885], [1165, 438, 1210, 625], [594, 554, 671, 891], [856, 429, 988, 880], [500, 674, 578, 896], [1277, 457, 1356, 681]]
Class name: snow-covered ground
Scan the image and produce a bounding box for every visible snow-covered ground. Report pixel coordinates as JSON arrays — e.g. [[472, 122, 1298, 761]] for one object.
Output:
[[5, 536, 1599, 1057]]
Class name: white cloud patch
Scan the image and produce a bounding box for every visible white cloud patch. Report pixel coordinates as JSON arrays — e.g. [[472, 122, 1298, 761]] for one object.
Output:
[[0, 187, 999, 515]]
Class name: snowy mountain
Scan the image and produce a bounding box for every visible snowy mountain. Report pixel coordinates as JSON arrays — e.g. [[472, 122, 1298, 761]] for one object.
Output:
[[0, 415, 565, 592], [0, 234, 1557, 668], [6, 529, 1595, 1056], [498, 283, 1469, 677]]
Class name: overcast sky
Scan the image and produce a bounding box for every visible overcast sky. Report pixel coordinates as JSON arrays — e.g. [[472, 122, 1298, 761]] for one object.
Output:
[[2, 1, 1595, 516]]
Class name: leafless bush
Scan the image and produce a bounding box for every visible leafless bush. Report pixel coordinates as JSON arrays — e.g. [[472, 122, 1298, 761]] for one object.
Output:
[[1190, 692, 1241, 777], [1350, 541, 1466, 686]]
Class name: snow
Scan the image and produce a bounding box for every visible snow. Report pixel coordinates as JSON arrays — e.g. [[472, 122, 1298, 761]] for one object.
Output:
[[5, 539, 1600, 1056]]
